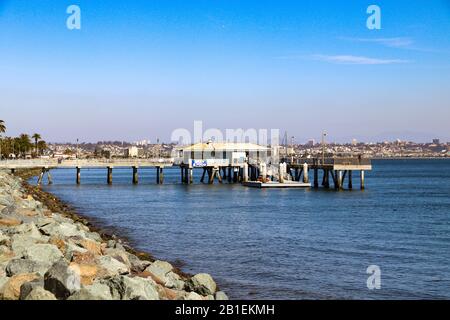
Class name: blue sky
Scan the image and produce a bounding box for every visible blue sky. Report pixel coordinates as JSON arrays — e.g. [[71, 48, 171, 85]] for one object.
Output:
[[0, 0, 449, 143]]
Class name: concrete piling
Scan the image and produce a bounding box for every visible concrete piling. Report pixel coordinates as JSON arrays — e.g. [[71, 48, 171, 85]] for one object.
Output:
[[132, 166, 138, 184], [107, 167, 113, 185]]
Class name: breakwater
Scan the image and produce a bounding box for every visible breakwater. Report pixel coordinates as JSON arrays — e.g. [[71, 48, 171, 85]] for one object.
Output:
[[0, 170, 227, 300]]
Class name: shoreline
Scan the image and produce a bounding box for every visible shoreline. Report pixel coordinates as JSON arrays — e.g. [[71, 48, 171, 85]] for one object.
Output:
[[0, 169, 228, 300]]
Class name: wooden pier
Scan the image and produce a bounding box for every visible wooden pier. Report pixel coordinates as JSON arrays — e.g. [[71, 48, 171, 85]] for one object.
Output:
[[0, 156, 372, 190]]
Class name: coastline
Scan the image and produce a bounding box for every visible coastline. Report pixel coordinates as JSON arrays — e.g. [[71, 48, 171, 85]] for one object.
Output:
[[0, 169, 228, 300]]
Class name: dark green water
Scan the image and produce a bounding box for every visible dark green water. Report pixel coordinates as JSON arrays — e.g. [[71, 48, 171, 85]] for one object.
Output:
[[37, 159, 450, 299]]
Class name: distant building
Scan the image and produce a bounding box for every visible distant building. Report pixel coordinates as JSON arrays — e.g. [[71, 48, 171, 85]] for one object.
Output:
[[306, 139, 315, 147], [432, 139, 440, 145], [125, 146, 144, 158], [352, 139, 358, 146]]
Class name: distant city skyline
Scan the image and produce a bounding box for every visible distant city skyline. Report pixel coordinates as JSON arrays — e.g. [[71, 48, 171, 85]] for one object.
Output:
[[1, 0, 449, 143]]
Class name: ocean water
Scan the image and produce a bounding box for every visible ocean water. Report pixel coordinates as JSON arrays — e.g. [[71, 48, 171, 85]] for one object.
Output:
[[35, 159, 450, 299]]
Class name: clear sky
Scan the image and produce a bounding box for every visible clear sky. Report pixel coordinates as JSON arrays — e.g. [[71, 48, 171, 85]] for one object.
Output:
[[0, 0, 449, 143]]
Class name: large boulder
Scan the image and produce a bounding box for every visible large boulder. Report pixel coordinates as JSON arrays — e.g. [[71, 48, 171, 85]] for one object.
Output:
[[68, 281, 113, 300], [185, 273, 217, 296], [44, 260, 80, 300], [40, 222, 85, 239], [69, 262, 98, 285], [127, 253, 151, 273], [0, 273, 39, 300], [24, 244, 64, 267], [19, 278, 45, 300], [97, 256, 130, 277], [24, 287, 57, 300], [6, 258, 49, 277], [11, 234, 47, 257], [215, 291, 229, 300], [102, 275, 159, 300]]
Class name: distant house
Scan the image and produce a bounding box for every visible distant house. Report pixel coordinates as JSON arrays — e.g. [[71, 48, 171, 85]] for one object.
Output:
[[174, 141, 270, 167], [125, 146, 144, 158]]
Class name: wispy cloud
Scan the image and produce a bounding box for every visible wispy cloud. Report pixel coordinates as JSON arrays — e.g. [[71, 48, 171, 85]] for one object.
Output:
[[340, 37, 414, 49], [312, 54, 410, 65]]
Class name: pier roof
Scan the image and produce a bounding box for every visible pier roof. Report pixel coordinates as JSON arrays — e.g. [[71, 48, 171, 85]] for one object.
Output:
[[179, 142, 269, 152]]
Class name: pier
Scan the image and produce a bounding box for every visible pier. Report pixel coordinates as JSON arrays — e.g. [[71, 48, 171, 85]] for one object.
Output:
[[0, 156, 372, 190]]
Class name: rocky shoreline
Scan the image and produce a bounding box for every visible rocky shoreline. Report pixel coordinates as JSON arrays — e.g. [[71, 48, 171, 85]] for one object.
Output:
[[0, 170, 228, 300]]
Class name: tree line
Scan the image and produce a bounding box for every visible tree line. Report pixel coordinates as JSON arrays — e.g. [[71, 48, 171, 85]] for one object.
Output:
[[0, 120, 48, 159]]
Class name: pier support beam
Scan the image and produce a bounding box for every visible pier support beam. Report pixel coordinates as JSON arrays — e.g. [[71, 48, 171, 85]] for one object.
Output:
[[227, 167, 232, 183], [107, 167, 113, 185], [243, 163, 249, 182], [37, 168, 45, 186], [200, 168, 207, 183], [337, 170, 343, 190], [348, 170, 353, 189], [76, 167, 81, 185], [303, 163, 309, 183], [132, 166, 138, 184], [189, 168, 193, 184], [10, 168, 15, 174], [47, 169, 53, 185], [156, 167, 164, 184], [360, 170, 365, 190], [314, 168, 318, 188]]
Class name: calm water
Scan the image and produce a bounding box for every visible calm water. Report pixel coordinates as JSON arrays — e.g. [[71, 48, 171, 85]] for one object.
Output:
[[35, 159, 450, 299]]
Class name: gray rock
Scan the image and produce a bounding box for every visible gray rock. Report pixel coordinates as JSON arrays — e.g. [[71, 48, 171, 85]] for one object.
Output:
[[68, 281, 113, 300], [40, 222, 85, 239], [19, 278, 45, 300], [127, 253, 151, 273], [8, 222, 42, 238], [64, 242, 88, 261], [146, 260, 173, 280], [184, 291, 204, 300], [24, 244, 64, 267], [6, 258, 49, 277], [44, 260, 80, 300], [11, 234, 47, 257], [97, 256, 129, 276], [102, 275, 159, 300], [84, 231, 102, 242], [24, 287, 57, 300], [215, 291, 229, 300], [0, 231, 9, 246], [185, 273, 217, 296]]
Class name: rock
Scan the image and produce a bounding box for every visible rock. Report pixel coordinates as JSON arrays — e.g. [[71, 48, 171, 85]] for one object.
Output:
[[1, 273, 39, 300], [44, 260, 80, 300], [215, 291, 229, 300], [24, 287, 57, 300], [16, 208, 38, 217], [0, 231, 9, 246], [0, 246, 14, 264], [97, 256, 129, 277], [40, 222, 84, 239], [24, 244, 64, 267], [69, 262, 98, 285], [64, 242, 88, 261], [103, 275, 159, 300], [104, 248, 131, 267], [68, 281, 113, 300], [184, 291, 204, 300], [145, 260, 173, 280], [9, 222, 42, 238], [73, 238, 102, 256], [19, 278, 45, 300], [185, 273, 217, 296], [6, 258, 49, 277], [127, 253, 151, 273], [84, 231, 102, 242], [11, 234, 47, 257], [0, 217, 22, 227]]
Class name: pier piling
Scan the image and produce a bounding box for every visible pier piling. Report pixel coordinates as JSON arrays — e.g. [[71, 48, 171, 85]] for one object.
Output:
[[132, 166, 138, 184], [107, 167, 113, 185], [76, 167, 81, 185], [360, 170, 365, 190]]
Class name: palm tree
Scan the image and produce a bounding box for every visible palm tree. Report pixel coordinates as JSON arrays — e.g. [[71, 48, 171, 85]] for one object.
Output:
[[32, 133, 41, 156], [0, 120, 4, 160]]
